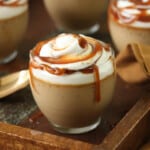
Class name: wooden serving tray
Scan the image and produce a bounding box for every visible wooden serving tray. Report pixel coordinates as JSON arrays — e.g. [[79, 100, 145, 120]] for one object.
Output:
[[0, 76, 149, 150], [0, 90, 149, 150], [0, 0, 149, 149]]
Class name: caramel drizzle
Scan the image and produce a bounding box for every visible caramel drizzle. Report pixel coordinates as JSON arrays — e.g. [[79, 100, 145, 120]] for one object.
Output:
[[129, 0, 150, 5], [32, 36, 102, 65], [30, 35, 111, 102], [0, 0, 27, 6], [29, 64, 38, 94], [110, 0, 150, 24], [30, 60, 101, 102], [51, 34, 88, 51], [93, 65, 101, 102], [31, 60, 96, 76]]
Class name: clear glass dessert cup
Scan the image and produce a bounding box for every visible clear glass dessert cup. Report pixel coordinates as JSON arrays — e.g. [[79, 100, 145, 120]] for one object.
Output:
[[29, 34, 116, 134], [43, 0, 109, 35], [108, 0, 150, 52], [0, 1, 28, 64]]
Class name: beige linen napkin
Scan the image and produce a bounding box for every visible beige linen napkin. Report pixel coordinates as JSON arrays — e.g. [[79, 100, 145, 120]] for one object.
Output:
[[116, 43, 150, 84]]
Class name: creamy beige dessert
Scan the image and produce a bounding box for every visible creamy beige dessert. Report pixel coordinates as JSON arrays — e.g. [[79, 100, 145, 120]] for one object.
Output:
[[108, 0, 150, 52], [29, 33, 116, 134], [43, 0, 108, 34], [0, 0, 28, 64]]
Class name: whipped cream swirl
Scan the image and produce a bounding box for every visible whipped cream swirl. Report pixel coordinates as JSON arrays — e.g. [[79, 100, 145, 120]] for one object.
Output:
[[0, 0, 28, 20], [30, 33, 114, 85], [111, 0, 150, 28]]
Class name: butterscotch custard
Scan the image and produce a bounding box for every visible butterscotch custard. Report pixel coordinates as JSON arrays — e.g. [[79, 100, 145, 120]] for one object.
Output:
[[0, 0, 28, 19], [0, 0, 28, 63], [108, 0, 150, 52], [43, 0, 108, 34], [29, 33, 116, 134]]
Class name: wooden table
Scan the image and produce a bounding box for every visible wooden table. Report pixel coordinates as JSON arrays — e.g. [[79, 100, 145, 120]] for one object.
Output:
[[0, 0, 149, 149]]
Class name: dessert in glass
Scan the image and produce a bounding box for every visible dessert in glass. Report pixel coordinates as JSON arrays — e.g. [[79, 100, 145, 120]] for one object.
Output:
[[43, 0, 109, 35], [108, 0, 150, 52], [0, 0, 28, 64], [29, 33, 116, 134]]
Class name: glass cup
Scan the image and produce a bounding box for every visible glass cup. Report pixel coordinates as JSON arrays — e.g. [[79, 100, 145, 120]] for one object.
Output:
[[29, 33, 116, 134], [43, 0, 109, 35], [108, 0, 150, 52], [0, 0, 28, 64]]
